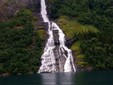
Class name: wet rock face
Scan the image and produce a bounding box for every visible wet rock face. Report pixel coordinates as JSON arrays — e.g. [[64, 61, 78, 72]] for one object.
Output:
[[0, 0, 40, 21], [53, 30, 60, 46]]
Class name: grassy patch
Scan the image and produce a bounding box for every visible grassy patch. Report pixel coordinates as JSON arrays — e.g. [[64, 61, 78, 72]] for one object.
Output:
[[71, 41, 87, 68], [37, 30, 46, 40], [71, 41, 81, 51], [76, 61, 88, 68], [57, 16, 99, 39]]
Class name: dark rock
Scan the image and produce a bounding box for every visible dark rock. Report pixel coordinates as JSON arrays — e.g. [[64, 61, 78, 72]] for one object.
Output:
[[53, 30, 60, 46], [0, 0, 41, 21]]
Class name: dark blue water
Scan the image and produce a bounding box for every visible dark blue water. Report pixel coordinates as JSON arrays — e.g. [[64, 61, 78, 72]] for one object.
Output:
[[0, 71, 113, 85]]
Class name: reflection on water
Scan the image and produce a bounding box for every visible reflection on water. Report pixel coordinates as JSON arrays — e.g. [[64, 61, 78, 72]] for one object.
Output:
[[40, 73, 75, 85], [0, 71, 113, 85]]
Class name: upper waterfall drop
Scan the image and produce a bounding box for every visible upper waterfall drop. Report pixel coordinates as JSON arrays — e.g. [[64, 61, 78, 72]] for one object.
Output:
[[38, 0, 76, 73], [41, 0, 49, 23]]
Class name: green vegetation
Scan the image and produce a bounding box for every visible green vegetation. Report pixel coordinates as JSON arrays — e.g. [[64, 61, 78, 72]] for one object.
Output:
[[81, 38, 113, 70], [0, 9, 43, 74], [37, 30, 46, 40], [49, 0, 113, 70], [57, 16, 98, 39], [71, 42, 88, 68]]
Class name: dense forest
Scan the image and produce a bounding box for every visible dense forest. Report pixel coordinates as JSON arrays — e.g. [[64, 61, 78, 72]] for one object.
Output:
[[48, 0, 113, 70], [0, 9, 44, 74]]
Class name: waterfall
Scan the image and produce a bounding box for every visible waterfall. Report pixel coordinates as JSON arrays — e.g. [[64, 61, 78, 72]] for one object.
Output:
[[38, 0, 76, 73]]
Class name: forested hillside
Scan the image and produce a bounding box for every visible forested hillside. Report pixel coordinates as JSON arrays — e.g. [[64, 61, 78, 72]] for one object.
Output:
[[48, 0, 113, 70], [0, 0, 113, 75], [0, 9, 44, 75], [0, 0, 45, 75]]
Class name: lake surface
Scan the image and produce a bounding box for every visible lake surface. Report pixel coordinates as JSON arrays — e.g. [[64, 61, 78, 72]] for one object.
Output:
[[0, 71, 113, 85]]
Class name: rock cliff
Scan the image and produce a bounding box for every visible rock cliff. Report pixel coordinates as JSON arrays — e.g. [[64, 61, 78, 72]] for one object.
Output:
[[0, 0, 40, 21]]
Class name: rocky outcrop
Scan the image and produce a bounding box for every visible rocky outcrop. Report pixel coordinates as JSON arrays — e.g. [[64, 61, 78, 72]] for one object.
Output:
[[0, 0, 40, 22]]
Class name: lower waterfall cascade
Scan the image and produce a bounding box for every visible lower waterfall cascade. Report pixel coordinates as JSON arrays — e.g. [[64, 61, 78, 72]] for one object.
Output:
[[38, 0, 76, 73]]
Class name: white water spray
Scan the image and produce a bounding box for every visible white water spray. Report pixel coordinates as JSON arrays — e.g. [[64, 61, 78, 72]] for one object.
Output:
[[38, 0, 76, 73]]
